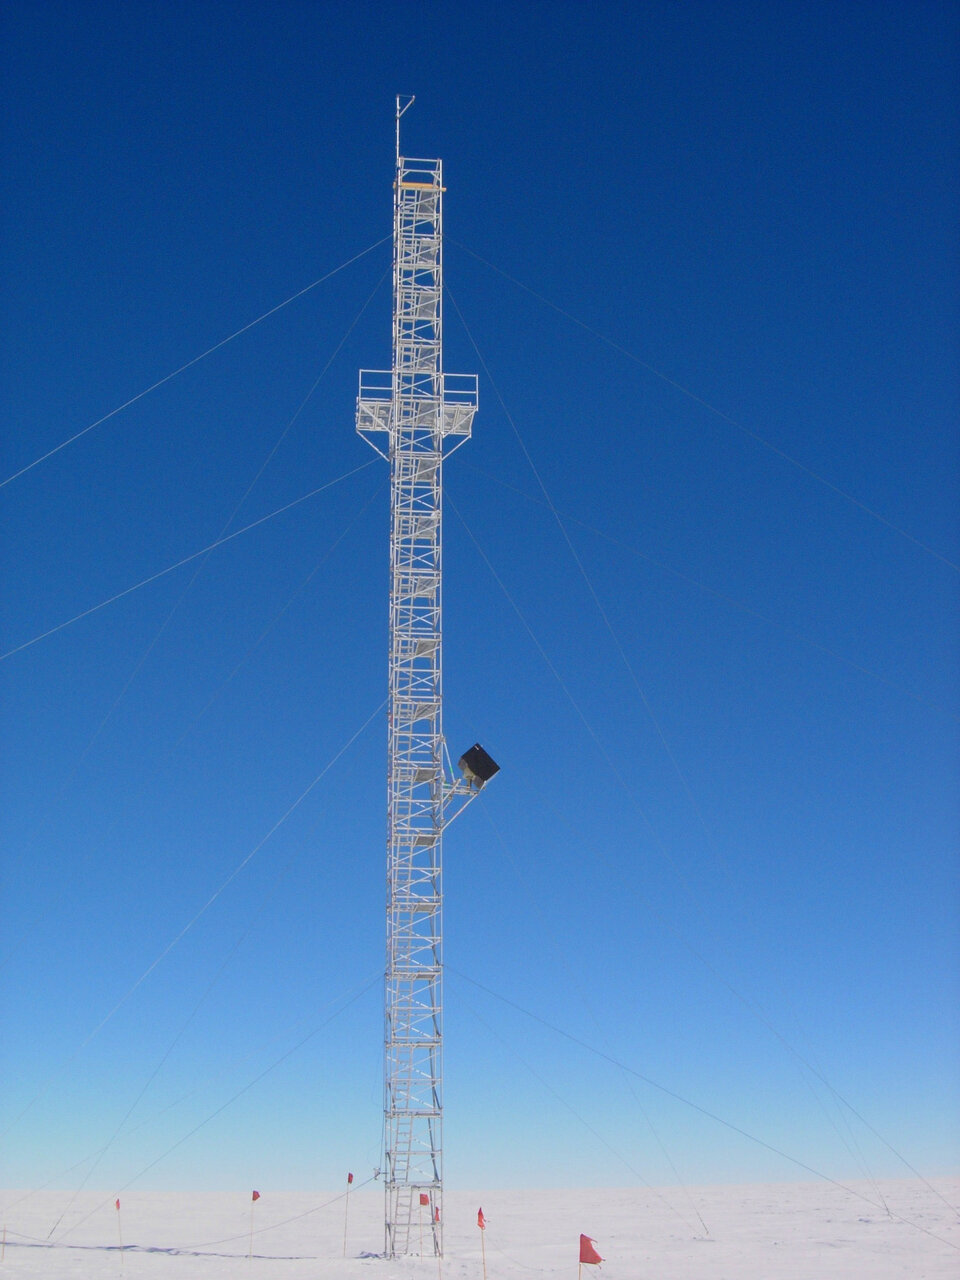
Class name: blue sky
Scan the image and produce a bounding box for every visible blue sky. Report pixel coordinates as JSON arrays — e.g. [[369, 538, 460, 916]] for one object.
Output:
[[1, 0, 957, 1201]]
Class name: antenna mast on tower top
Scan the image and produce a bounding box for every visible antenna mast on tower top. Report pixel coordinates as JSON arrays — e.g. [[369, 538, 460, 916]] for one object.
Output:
[[356, 100, 498, 1259], [395, 93, 414, 167]]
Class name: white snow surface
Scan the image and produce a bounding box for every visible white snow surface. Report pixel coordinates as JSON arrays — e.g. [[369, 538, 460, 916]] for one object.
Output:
[[1, 1179, 957, 1279]]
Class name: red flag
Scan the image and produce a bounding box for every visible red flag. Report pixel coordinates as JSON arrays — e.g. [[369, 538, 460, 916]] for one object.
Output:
[[115, 1199, 120, 1211], [435, 1207, 440, 1223], [251, 1190, 261, 1202], [347, 1172, 354, 1185], [419, 1192, 430, 1206], [579, 1234, 603, 1264], [477, 1207, 486, 1230]]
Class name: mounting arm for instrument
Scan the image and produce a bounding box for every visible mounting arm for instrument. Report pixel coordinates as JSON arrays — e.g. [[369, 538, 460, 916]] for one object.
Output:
[[441, 741, 500, 830]]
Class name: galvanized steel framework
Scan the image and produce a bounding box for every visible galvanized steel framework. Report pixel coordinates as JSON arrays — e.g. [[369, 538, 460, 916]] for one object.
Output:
[[356, 99, 478, 1258]]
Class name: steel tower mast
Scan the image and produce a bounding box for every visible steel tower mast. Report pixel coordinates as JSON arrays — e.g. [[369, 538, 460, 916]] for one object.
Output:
[[356, 97, 497, 1258]]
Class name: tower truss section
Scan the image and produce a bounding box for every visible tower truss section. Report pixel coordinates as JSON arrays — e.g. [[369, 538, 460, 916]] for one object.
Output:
[[356, 132, 478, 1258]]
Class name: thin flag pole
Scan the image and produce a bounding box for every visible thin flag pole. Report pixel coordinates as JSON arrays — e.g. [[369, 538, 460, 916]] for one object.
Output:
[[342, 1172, 353, 1257], [2, 1219, 6, 1263], [115, 1198, 123, 1270], [248, 1190, 260, 1260]]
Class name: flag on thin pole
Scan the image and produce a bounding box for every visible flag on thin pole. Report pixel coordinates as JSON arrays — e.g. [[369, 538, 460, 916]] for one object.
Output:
[[248, 1191, 260, 1260], [115, 1197, 124, 1268], [343, 1172, 354, 1257], [477, 1207, 487, 1280], [578, 1232, 603, 1276], [418, 1191, 428, 1254]]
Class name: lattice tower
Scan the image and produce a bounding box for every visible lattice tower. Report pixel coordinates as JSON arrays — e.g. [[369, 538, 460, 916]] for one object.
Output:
[[356, 98, 479, 1258]]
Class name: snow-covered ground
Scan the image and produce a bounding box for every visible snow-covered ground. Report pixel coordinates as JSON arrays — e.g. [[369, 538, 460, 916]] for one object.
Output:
[[1, 1179, 957, 1278]]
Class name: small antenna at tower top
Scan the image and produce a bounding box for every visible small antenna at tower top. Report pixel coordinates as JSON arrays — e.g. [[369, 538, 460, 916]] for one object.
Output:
[[396, 94, 415, 165]]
